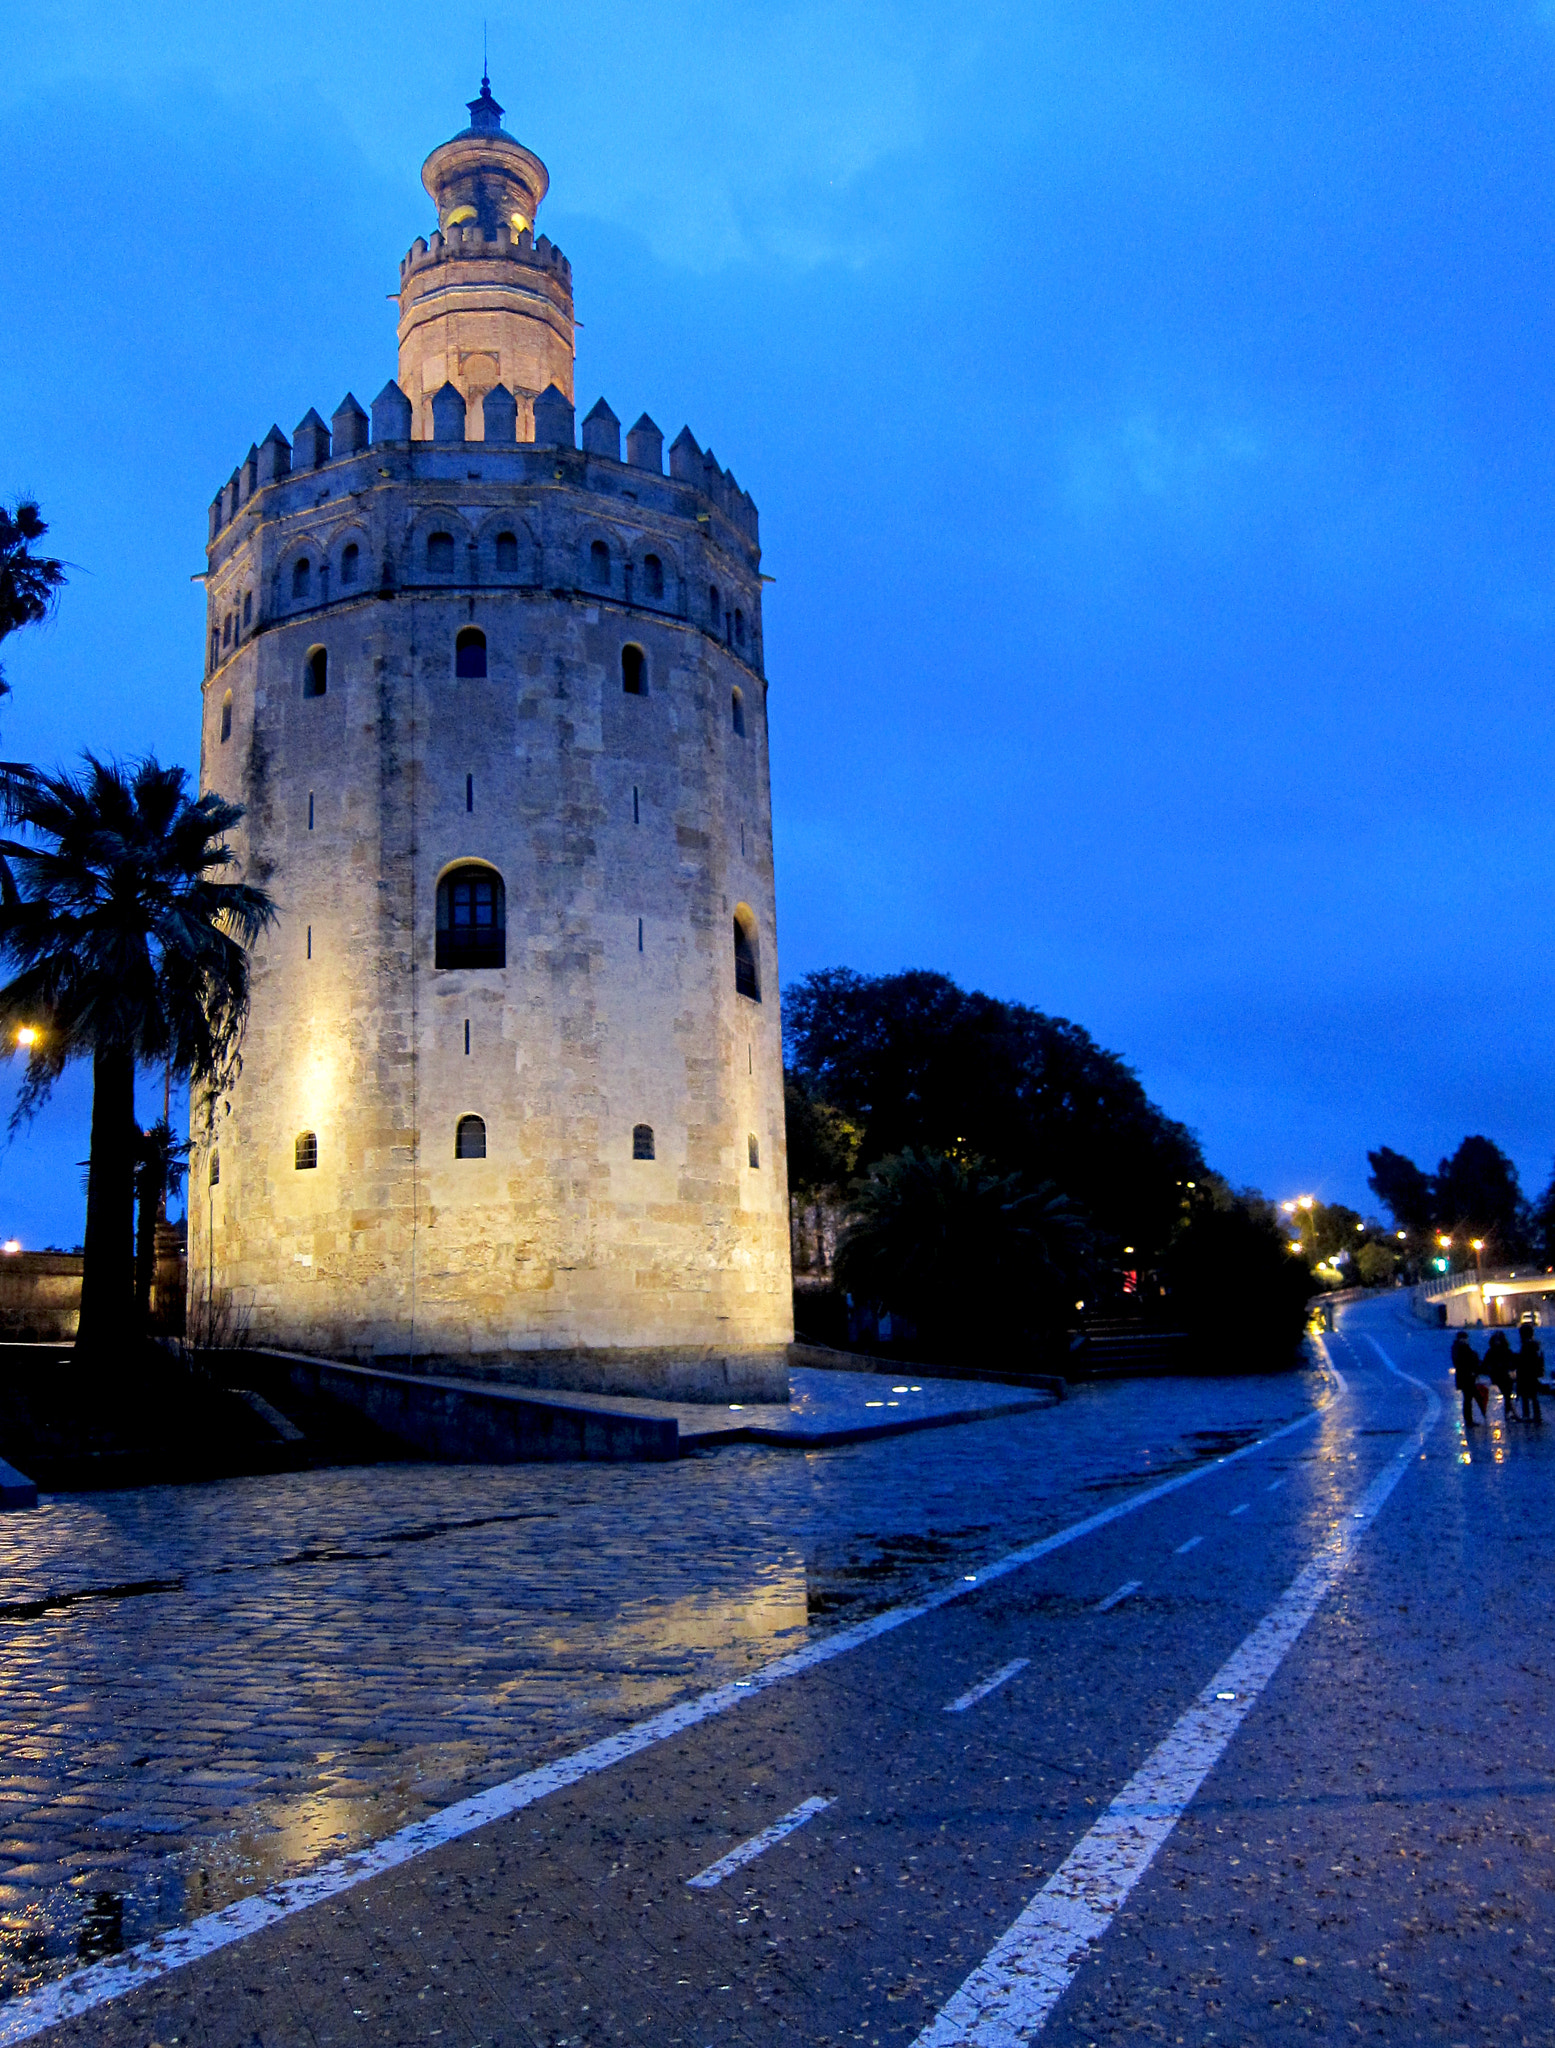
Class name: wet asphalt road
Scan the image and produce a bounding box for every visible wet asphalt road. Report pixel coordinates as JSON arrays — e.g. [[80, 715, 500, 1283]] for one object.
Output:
[[13, 1294, 1555, 2045]]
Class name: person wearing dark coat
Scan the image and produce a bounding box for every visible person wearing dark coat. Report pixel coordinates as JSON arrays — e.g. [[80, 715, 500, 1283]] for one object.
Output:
[[1517, 1322, 1544, 1424], [1486, 1329, 1517, 1423], [1452, 1329, 1481, 1428]]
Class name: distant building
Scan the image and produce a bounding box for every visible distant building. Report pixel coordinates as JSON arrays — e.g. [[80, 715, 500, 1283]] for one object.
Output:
[[191, 79, 791, 1400]]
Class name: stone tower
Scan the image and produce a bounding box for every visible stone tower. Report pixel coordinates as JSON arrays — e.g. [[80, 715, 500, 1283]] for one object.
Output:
[[191, 83, 791, 1400]]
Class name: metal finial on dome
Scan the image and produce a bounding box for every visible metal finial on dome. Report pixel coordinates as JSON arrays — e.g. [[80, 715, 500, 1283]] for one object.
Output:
[[467, 72, 504, 133]]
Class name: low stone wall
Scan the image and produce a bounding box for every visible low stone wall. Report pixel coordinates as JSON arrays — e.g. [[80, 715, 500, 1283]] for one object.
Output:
[[359, 1344, 790, 1404], [259, 1351, 679, 1462], [0, 1254, 82, 1342]]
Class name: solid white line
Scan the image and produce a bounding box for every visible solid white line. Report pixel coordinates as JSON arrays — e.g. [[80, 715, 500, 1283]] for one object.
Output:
[[945, 1658, 1030, 1714], [1228, 1502, 1249, 1517], [0, 1393, 1334, 2044], [1094, 1580, 1140, 1612], [1173, 1535, 1202, 1555], [909, 1342, 1438, 2046], [686, 1795, 832, 1888]]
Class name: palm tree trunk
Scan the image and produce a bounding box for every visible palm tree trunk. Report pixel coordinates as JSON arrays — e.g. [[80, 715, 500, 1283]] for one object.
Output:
[[77, 1043, 137, 1357]]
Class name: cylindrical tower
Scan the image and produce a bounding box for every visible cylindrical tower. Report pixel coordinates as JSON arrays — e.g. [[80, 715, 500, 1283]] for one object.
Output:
[[191, 89, 790, 1402], [396, 78, 574, 443]]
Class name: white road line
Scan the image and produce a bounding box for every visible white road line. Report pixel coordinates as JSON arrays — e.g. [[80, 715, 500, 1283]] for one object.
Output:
[[909, 1342, 1438, 2047], [1228, 1503, 1249, 1517], [1095, 1580, 1140, 1612], [686, 1795, 833, 1889], [945, 1658, 1030, 1714], [1173, 1535, 1203, 1555], [0, 1396, 1334, 2045], [1265, 1479, 1284, 1492]]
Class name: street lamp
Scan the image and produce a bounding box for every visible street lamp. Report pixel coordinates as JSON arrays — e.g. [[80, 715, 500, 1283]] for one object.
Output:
[[1471, 1238, 1484, 1284], [14, 1026, 38, 1048]]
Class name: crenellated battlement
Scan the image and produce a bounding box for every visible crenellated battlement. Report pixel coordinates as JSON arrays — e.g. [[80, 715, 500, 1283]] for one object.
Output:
[[399, 221, 572, 286], [208, 385, 760, 550]]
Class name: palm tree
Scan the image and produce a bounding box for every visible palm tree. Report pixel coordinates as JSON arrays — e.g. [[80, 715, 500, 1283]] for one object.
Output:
[[0, 757, 274, 1356], [0, 499, 66, 709]]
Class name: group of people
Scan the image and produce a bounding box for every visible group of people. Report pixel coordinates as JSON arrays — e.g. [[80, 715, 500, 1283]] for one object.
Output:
[[1452, 1319, 1545, 1428]]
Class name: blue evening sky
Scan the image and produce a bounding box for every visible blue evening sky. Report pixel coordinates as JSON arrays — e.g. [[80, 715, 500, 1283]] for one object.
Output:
[[3, 1, 1554, 1243]]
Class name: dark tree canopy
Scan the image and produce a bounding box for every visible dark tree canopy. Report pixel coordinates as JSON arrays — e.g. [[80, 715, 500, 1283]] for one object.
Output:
[[783, 967, 1204, 1258], [0, 500, 66, 708], [1368, 1136, 1529, 1255]]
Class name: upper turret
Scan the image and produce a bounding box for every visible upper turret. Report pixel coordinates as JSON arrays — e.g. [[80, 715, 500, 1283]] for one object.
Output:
[[396, 77, 575, 442]]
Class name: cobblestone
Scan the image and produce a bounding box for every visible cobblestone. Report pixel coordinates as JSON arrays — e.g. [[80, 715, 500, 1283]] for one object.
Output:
[[0, 1365, 1318, 2002]]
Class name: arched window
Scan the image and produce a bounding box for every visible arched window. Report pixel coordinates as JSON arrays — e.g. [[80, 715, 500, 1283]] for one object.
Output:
[[734, 908, 761, 1002], [435, 864, 506, 968], [303, 647, 327, 698], [632, 1123, 655, 1160], [455, 627, 487, 678], [220, 691, 232, 743], [295, 1131, 318, 1170], [209, 1149, 220, 1187], [589, 539, 610, 589], [427, 531, 456, 574], [621, 644, 646, 695], [495, 530, 519, 573], [242, 590, 252, 627], [734, 607, 745, 647], [292, 557, 311, 600], [643, 553, 664, 601], [341, 542, 359, 586], [748, 1133, 760, 1169], [455, 1114, 487, 1159], [731, 687, 745, 738]]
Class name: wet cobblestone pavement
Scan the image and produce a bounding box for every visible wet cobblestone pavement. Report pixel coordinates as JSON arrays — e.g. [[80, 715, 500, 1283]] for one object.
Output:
[[0, 1367, 1318, 2001]]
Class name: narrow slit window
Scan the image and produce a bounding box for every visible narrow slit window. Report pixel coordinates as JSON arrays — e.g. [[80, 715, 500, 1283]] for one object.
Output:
[[589, 539, 610, 589], [709, 582, 720, 626], [456, 627, 487, 678], [748, 1133, 760, 1170], [632, 1123, 655, 1160], [455, 1114, 487, 1159], [209, 1149, 220, 1187], [621, 644, 646, 695], [464, 1019, 470, 1055], [734, 607, 745, 647], [308, 792, 314, 830], [732, 687, 745, 738], [292, 557, 311, 600], [341, 542, 359, 586], [633, 785, 640, 824], [220, 691, 232, 743], [734, 909, 761, 1001], [496, 530, 519, 573], [223, 614, 232, 647], [243, 590, 252, 626], [638, 916, 644, 953], [307, 925, 312, 960], [466, 773, 474, 812], [304, 647, 327, 698], [294, 1131, 318, 1171], [209, 631, 219, 672]]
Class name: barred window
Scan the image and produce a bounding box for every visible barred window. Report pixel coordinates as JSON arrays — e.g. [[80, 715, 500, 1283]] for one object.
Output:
[[734, 909, 760, 1001], [748, 1133, 760, 1169], [295, 1131, 318, 1170], [632, 1123, 655, 1160], [436, 865, 506, 969], [209, 1149, 220, 1187]]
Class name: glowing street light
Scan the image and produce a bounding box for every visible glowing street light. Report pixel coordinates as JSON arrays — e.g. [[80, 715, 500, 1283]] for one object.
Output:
[[14, 1026, 38, 1048]]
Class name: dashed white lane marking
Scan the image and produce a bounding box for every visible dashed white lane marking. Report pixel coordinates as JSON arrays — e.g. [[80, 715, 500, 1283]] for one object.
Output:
[[909, 1341, 1436, 2047], [686, 1795, 833, 1889], [1173, 1535, 1203, 1556], [1228, 1503, 1250, 1517], [1265, 1479, 1284, 1492], [0, 1398, 1334, 2044], [1095, 1580, 1141, 1612], [945, 1658, 1030, 1714]]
